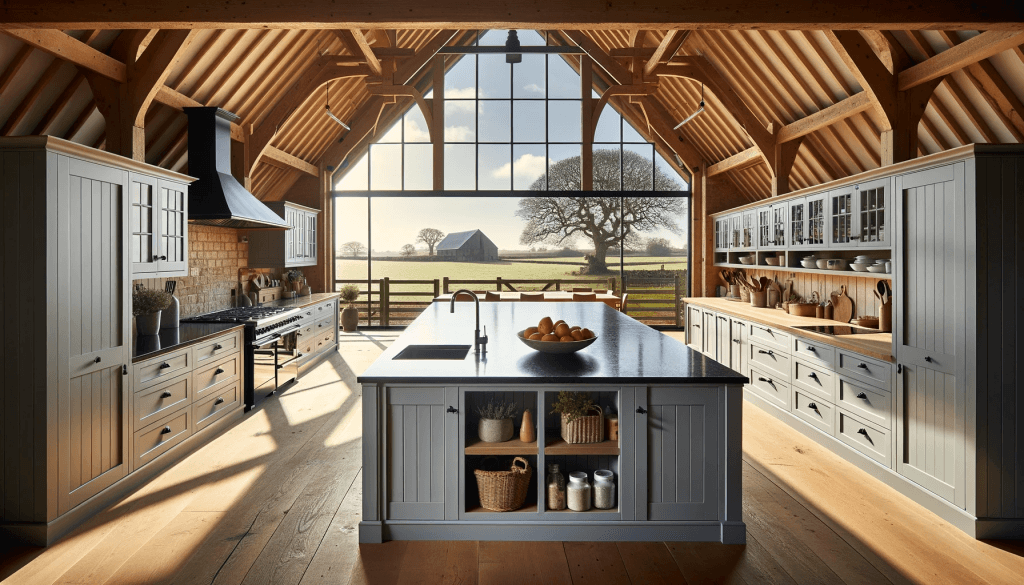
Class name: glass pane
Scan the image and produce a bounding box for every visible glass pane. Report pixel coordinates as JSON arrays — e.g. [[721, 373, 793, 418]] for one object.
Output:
[[377, 120, 401, 143], [547, 56, 579, 98], [445, 100, 476, 142], [478, 29, 508, 46], [519, 30, 546, 45], [547, 144, 581, 191], [478, 144, 512, 190], [444, 144, 476, 190], [445, 54, 476, 98], [622, 143, 654, 190], [548, 100, 581, 142], [369, 144, 402, 190], [622, 119, 647, 143], [513, 100, 545, 142], [594, 108, 621, 142], [478, 54, 511, 99], [478, 100, 511, 142], [404, 144, 432, 190], [593, 146, 620, 190], [512, 144, 547, 190], [654, 151, 686, 190], [335, 153, 368, 190], [513, 54, 546, 98], [403, 107, 431, 143]]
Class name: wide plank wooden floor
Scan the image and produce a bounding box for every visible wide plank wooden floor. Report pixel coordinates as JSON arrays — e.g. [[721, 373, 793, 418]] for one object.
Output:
[[1, 330, 1022, 585]]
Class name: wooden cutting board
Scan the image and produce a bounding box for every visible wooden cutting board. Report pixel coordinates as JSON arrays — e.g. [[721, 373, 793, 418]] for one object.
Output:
[[833, 284, 854, 323]]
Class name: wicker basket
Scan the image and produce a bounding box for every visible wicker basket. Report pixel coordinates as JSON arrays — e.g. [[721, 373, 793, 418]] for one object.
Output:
[[561, 405, 605, 444], [474, 457, 533, 512]]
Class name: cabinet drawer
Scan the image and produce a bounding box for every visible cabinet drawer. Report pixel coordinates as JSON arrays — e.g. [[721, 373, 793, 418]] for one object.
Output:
[[748, 342, 791, 381], [836, 376, 892, 430], [194, 332, 239, 365], [194, 379, 240, 432], [133, 407, 191, 470], [313, 315, 335, 334], [135, 373, 191, 427], [748, 366, 791, 411], [315, 329, 336, 353], [836, 410, 891, 467], [836, 350, 891, 389], [297, 306, 316, 325], [194, 355, 239, 399], [135, 347, 191, 389], [793, 390, 834, 435], [792, 359, 834, 403], [793, 338, 835, 369], [314, 300, 337, 318], [747, 323, 791, 353]]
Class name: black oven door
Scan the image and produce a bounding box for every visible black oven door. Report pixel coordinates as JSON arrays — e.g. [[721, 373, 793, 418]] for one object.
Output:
[[252, 327, 301, 405]]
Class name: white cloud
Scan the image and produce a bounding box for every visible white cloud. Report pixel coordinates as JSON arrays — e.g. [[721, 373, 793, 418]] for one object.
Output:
[[404, 117, 431, 142], [492, 153, 549, 179], [444, 125, 474, 142], [447, 87, 476, 99], [523, 83, 544, 95]]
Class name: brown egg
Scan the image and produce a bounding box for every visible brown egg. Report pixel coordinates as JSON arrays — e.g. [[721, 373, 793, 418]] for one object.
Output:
[[529, 332, 544, 340], [570, 329, 584, 341], [538, 316, 554, 335], [570, 325, 582, 332], [554, 320, 566, 328], [541, 333, 559, 342], [524, 326, 539, 337], [554, 323, 571, 337], [580, 328, 595, 339], [559, 335, 575, 342]]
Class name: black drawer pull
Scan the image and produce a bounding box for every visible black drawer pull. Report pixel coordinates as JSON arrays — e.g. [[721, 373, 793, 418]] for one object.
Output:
[[693, 324, 701, 328], [636, 406, 647, 414], [857, 428, 868, 436], [757, 377, 775, 388], [159, 362, 171, 369], [161, 391, 172, 398], [94, 356, 102, 363], [214, 397, 225, 405], [924, 356, 933, 363], [215, 368, 225, 375], [446, 406, 458, 414], [214, 344, 223, 350], [161, 426, 172, 434], [758, 349, 774, 356], [733, 339, 741, 343], [808, 402, 818, 410], [856, 392, 867, 399], [806, 346, 816, 352], [857, 363, 868, 369], [808, 372, 818, 379]]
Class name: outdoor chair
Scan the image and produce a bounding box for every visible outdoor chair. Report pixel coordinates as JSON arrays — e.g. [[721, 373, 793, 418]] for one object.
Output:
[[454, 292, 476, 301], [572, 287, 592, 292], [520, 292, 545, 302], [485, 291, 502, 302], [572, 292, 597, 301]]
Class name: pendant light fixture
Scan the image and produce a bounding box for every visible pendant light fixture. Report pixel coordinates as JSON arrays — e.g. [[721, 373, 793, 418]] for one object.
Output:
[[505, 30, 522, 64], [674, 83, 705, 129], [325, 79, 350, 130]]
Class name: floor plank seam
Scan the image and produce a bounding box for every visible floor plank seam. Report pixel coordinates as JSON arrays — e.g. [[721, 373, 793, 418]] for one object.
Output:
[[294, 470, 362, 585], [209, 512, 263, 585]]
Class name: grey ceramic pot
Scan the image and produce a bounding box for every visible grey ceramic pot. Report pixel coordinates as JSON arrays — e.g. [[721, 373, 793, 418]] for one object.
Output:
[[137, 312, 161, 336], [478, 418, 514, 443], [341, 306, 359, 332]]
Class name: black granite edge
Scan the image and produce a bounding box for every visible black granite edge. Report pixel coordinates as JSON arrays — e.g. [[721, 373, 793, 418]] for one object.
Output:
[[132, 323, 245, 363], [356, 375, 750, 385]]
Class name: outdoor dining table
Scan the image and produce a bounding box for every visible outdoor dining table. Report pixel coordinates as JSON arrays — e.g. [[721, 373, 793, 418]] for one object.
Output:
[[434, 291, 621, 309]]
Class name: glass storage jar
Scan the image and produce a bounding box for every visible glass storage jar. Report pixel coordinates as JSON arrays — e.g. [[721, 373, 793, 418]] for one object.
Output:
[[546, 464, 566, 511], [567, 471, 591, 512], [593, 469, 615, 509]]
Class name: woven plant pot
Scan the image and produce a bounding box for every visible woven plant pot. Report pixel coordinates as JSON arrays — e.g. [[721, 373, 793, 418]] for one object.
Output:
[[478, 418, 514, 443], [560, 405, 604, 444], [474, 457, 532, 512]]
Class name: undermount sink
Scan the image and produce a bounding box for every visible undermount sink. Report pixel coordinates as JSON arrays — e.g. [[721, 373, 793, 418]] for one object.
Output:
[[392, 345, 472, 360]]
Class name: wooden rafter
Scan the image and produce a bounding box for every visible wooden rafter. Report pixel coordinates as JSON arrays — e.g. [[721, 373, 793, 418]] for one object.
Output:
[[336, 29, 383, 76], [1, 29, 125, 81], [777, 91, 874, 142], [263, 145, 319, 176], [644, 30, 686, 77], [707, 147, 761, 176], [898, 31, 1024, 91], [364, 84, 434, 141]]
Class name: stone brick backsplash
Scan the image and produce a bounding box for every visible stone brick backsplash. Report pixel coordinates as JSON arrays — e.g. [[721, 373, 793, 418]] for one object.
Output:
[[133, 225, 248, 317]]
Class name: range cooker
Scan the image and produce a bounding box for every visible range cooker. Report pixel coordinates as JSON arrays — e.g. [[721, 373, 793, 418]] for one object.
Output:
[[183, 305, 304, 411]]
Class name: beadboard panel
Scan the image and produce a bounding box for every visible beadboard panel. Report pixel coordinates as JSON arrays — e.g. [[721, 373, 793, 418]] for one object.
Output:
[[387, 388, 447, 520]]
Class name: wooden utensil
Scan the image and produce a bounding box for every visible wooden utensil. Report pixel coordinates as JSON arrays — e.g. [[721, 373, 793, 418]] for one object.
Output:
[[833, 285, 855, 323], [876, 280, 889, 305], [759, 276, 770, 292], [784, 280, 794, 303]]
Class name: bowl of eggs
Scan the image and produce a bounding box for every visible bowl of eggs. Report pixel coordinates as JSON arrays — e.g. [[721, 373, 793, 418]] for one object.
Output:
[[518, 316, 598, 354]]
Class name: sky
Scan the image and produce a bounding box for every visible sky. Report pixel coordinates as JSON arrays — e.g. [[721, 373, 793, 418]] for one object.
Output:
[[333, 30, 690, 254]]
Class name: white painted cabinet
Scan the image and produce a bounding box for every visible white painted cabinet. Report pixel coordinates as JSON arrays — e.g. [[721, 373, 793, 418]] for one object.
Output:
[[757, 203, 787, 250], [129, 172, 189, 278], [789, 191, 828, 249], [714, 216, 730, 251], [247, 201, 319, 268], [740, 209, 757, 250], [828, 177, 890, 249]]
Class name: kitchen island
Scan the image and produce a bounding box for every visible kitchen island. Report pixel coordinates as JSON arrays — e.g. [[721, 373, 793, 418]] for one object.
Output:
[[358, 301, 747, 544]]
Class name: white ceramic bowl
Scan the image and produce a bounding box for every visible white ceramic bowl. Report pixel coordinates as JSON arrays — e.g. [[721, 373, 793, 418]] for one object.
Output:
[[800, 259, 817, 269], [850, 263, 871, 272], [738, 256, 755, 265], [875, 258, 889, 264], [828, 259, 847, 271], [815, 258, 830, 269], [866, 264, 887, 273], [518, 330, 598, 353], [764, 257, 781, 266]]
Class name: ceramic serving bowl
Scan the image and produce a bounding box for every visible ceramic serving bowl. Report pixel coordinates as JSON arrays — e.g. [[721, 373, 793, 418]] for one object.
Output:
[[517, 330, 598, 354], [815, 258, 830, 269], [738, 256, 755, 265], [764, 257, 781, 266], [800, 259, 817, 269], [850, 263, 872, 272], [866, 264, 887, 273], [828, 259, 847, 271]]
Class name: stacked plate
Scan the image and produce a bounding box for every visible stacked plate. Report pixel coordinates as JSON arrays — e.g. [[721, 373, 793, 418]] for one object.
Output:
[[867, 258, 889, 273], [850, 255, 874, 272]]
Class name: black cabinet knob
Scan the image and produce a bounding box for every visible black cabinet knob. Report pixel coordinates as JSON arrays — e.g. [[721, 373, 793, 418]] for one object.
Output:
[[808, 402, 818, 410], [806, 346, 816, 352], [94, 356, 102, 363], [857, 428, 868, 436], [161, 426, 172, 434], [758, 349, 774, 356], [215, 368, 225, 375], [856, 392, 867, 399], [924, 356, 933, 363], [733, 339, 741, 343], [636, 406, 647, 415], [809, 372, 818, 379], [857, 363, 868, 369], [694, 324, 701, 328], [161, 391, 172, 398], [215, 397, 225, 405], [159, 362, 171, 369], [214, 344, 223, 350], [446, 406, 458, 414]]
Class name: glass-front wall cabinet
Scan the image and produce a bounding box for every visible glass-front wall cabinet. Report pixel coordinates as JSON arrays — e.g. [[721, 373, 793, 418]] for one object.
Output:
[[805, 192, 827, 247], [829, 186, 856, 247], [758, 204, 786, 250], [788, 197, 807, 248], [729, 214, 742, 248], [741, 209, 756, 249], [855, 177, 888, 248], [715, 217, 730, 251]]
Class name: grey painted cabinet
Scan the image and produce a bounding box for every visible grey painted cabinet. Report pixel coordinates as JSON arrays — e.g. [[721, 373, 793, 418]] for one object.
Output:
[[828, 177, 890, 249], [686, 305, 703, 353], [385, 386, 457, 520], [247, 201, 319, 268], [129, 172, 189, 278], [714, 217, 730, 251]]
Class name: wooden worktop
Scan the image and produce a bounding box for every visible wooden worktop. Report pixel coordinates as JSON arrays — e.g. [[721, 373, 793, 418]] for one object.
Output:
[[683, 297, 894, 362]]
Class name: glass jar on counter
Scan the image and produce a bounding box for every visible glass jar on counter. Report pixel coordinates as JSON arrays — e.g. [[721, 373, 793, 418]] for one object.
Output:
[[546, 464, 566, 511], [593, 469, 615, 509], [567, 472, 591, 512]]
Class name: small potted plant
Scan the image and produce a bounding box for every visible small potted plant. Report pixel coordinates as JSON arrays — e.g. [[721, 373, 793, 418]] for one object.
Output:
[[133, 287, 173, 336], [286, 269, 305, 293], [475, 399, 519, 443], [339, 284, 360, 332], [551, 391, 604, 444]]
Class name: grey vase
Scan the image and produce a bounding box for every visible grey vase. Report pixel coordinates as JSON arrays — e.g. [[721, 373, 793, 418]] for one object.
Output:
[[478, 418, 514, 443], [160, 295, 180, 329], [137, 312, 161, 336]]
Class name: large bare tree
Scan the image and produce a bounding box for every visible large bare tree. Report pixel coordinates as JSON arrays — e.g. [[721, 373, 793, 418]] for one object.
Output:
[[341, 241, 367, 257], [417, 228, 445, 256], [517, 149, 685, 273]]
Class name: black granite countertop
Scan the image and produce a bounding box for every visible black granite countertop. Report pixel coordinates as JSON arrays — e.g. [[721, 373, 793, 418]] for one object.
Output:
[[260, 292, 341, 310], [357, 302, 747, 385], [132, 323, 244, 363]]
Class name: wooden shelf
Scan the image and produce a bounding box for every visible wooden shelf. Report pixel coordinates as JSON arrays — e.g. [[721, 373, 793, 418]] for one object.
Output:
[[465, 436, 538, 455], [544, 438, 620, 456], [714, 262, 893, 280], [466, 503, 538, 514], [546, 507, 619, 514]]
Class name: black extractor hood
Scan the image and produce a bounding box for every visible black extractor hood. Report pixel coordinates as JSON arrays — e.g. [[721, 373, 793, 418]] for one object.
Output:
[[184, 107, 289, 230]]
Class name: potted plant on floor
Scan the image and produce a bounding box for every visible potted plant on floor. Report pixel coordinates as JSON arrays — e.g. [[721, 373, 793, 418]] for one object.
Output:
[[475, 400, 519, 443], [339, 284, 360, 332], [133, 287, 173, 336]]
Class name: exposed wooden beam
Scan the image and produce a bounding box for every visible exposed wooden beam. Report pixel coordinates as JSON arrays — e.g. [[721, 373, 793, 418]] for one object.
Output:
[[777, 92, 874, 142], [825, 30, 896, 129], [1, 29, 125, 82], [707, 147, 761, 176], [772, 137, 803, 195], [1, 57, 63, 135], [560, 30, 631, 85], [898, 31, 1024, 91], [336, 29, 383, 76], [262, 145, 319, 176], [128, 30, 197, 126], [644, 30, 686, 77], [0, 45, 34, 96], [364, 84, 435, 141], [2, 1, 1023, 29]]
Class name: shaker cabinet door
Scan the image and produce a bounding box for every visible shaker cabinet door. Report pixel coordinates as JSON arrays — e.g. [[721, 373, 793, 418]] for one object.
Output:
[[385, 387, 456, 520], [129, 173, 188, 277], [130, 173, 160, 275], [157, 180, 188, 276]]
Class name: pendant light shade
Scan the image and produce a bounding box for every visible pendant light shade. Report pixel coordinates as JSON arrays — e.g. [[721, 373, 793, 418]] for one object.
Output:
[[505, 30, 522, 64]]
